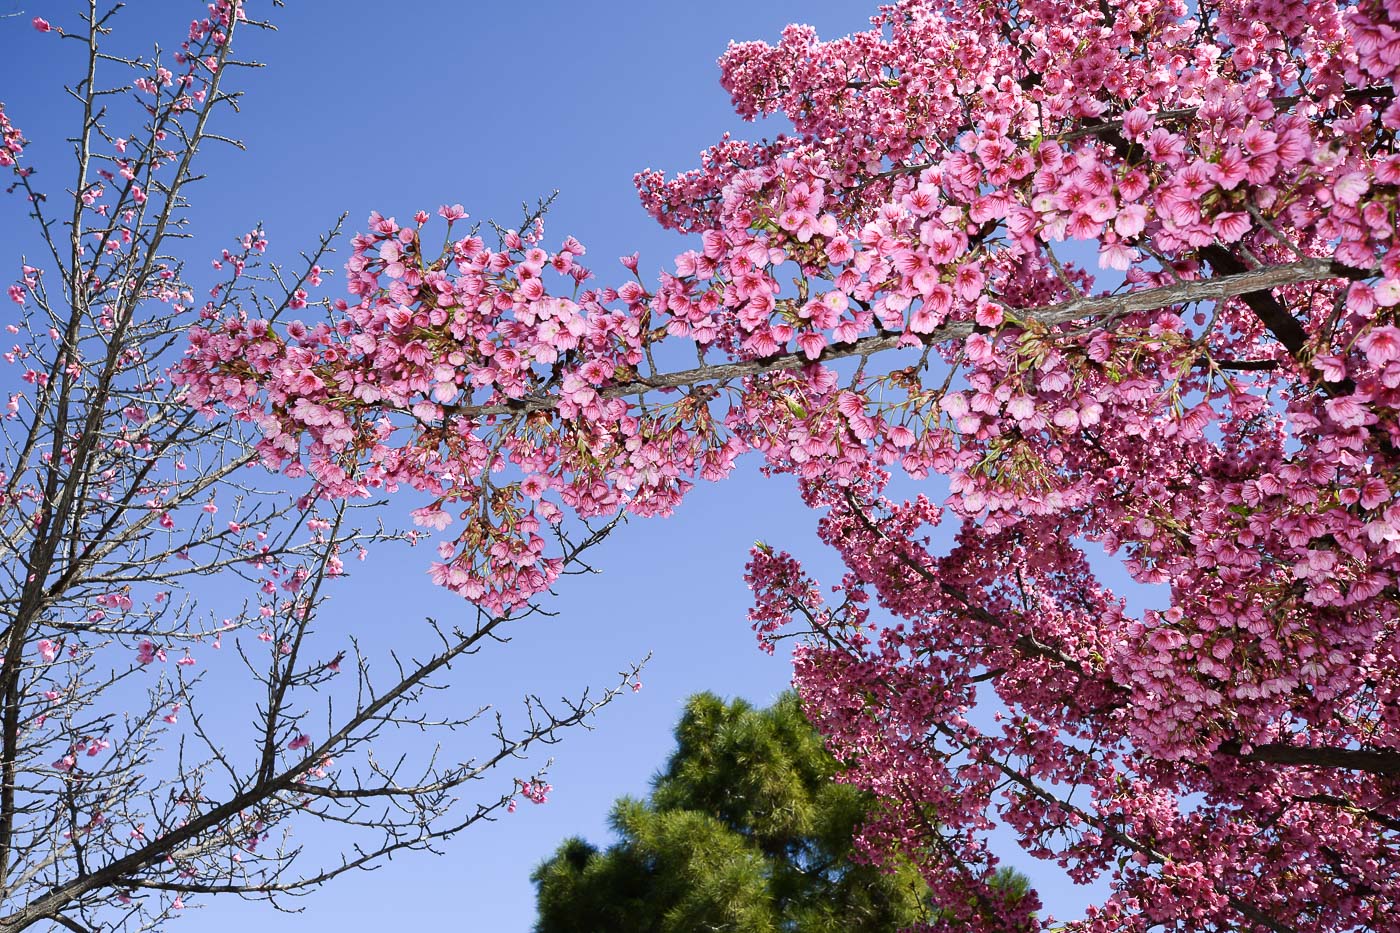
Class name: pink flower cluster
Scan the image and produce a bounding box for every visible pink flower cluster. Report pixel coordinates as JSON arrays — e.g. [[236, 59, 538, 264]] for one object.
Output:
[[0, 103, 24, 171], [177, 212, 745, 613], [517, 779, 551, 805]]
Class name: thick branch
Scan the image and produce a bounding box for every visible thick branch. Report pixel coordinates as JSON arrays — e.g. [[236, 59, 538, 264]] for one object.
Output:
[[450, 258, 1349, 420], [1220, 741, 1400, 777], [1199, 247, 1318, 364]]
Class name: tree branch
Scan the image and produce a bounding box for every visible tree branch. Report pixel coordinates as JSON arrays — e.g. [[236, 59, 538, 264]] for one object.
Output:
[[446, 258, 1350, 420], [1220, 741, 1400, 777]]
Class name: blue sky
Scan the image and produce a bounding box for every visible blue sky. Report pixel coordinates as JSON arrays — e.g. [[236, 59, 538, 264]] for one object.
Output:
[[0, 2, 1135, 928]]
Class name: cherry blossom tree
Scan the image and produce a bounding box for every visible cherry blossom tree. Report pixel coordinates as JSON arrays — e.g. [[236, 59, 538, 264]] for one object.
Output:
[[0, 5, 642, 930], [177, 0, 1400, 928]]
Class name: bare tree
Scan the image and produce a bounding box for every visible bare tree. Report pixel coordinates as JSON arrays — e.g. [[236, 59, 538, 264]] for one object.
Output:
[[0, 4, 640, 929]]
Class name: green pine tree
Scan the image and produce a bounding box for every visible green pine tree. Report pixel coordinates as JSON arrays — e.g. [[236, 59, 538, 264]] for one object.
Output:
[[531, 692, 1030, 932]]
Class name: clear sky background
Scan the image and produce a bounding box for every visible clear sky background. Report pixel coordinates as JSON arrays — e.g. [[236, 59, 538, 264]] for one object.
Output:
[[0, 2, 1142, 929]]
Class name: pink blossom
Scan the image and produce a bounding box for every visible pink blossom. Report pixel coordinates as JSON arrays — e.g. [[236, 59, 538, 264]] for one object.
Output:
[[1361, 326, 1400, 366], [1334, 172, 1370, 207]]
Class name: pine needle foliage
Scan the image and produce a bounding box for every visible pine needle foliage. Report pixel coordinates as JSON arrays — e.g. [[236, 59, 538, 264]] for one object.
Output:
[[531, 692, 1028, 932]]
